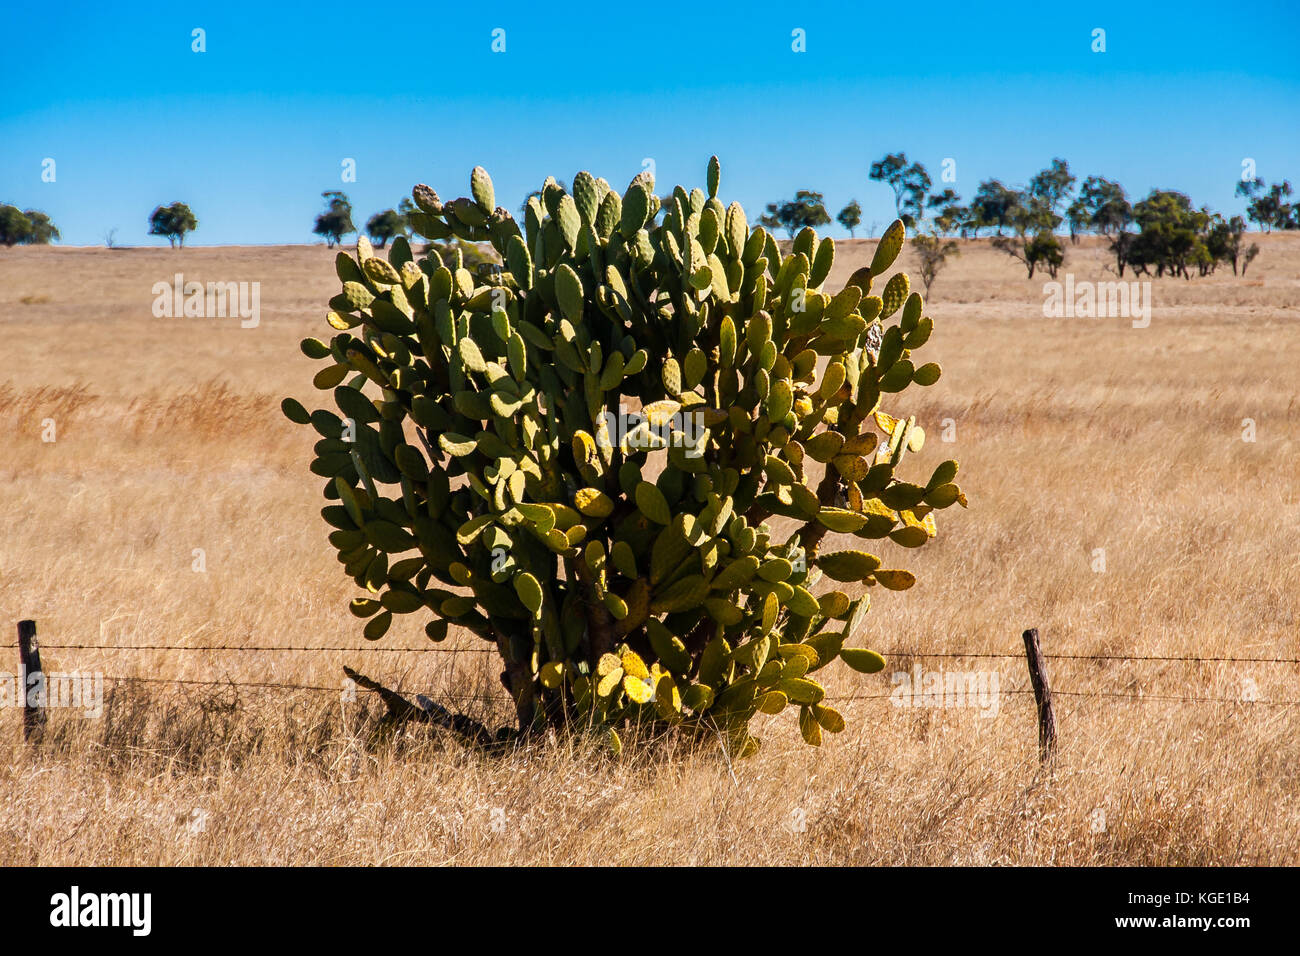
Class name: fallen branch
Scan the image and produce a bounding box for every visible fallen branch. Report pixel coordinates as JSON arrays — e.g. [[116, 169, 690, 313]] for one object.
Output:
[[343, 665, 501, 751]]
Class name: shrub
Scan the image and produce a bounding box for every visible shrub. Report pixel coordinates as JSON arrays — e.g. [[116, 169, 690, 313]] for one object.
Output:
[[912, 230, 960, 295], [282, 158, 966, 756]]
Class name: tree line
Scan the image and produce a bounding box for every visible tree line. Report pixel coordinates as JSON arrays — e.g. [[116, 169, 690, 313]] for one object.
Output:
[[761, 153, 1294, 287], [6, 164, 1294, 273]]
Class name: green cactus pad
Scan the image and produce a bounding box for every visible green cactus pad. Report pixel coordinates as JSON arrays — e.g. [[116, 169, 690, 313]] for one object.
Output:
[[870, 219, 905, 275], [471, 166, 495, 213], [816, 550, 882, 581]]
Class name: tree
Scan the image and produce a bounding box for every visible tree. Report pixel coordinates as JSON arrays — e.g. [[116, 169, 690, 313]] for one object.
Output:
[[758, 190, 831, 238], [1009, 191, 1060, 237], [148, 202, 198, 247], [1130, 189, 1207, 278], [313, 191, 355, 248], [1076, 176, 1130, 235], [1204, 214, 1248, 275], [836, 200, 862, 237], [397, 197, 416, 237], [991, 190, 1064, 278], [1103, 187, 1254, 281], [1027, 158, 1076, 219], [1235, 177, 1263, 201], [912, 229, 960, 295], [1241, 243, 1261, 275], [1062, 171, 1123, 243], [1065, 196, 1089, 243], [1238, 178, 1293, 232], [0, 205, 31, 246], [968, 180, 1021, 236], [993, 230, 1064, 279], [365, 209, 405, 248], [0, 205, 61, 245], [926, 189, 966, 236], [869, 153, 931, 228], [21, 210, 60, 244]]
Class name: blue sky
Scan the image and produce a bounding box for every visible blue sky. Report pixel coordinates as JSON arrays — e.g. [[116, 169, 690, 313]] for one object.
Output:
[[3, 0, 1297, 245]]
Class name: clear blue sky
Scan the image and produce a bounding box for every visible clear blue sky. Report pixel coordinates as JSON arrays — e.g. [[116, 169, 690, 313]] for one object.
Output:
[[3, 0, 1297, 245]]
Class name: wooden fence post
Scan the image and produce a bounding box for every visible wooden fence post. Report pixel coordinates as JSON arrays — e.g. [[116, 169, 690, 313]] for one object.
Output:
[[17, 620, 46, 744], [1022, 627, 1056, 763]]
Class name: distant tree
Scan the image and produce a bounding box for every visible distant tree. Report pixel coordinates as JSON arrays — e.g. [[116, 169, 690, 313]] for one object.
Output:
[[313, 191, 355, 248], [1075, 176, 1131, 236], [1237, 178, 1293, 232], [0, 205, 32, 246], [22, 210, 60, 244], [397, 197, 416, 237], [869, 152, 931, 228], [1065, 196, 1089, 243], [759, 190, 831, 238], [365, 209, 405, 248], [868, 153, 907, 216], [1137, 189, 1208, 278], [968, 180, 1021, 236], [1107, 232, 1136, 277], [926, 189, 965, 236], [1095, 187, 1258, 281], [1240, 242, 1261, 275], [1027, 158, 1076, 218], [1010, 192, 1060, 237], [103, 227, 118, 249], [939, 206, 972, 237], [148, 201, 198, 248], [1204, 214, 1248, 275], [1235, 177, 1263, 214], [991, 190, 1063, 278], [993, 230, 1064, 279], [836, 199, 862, 237], [912, 229, 960, 295], [1062, 171, 1120, 243], [1105, 189, 1210, 279]]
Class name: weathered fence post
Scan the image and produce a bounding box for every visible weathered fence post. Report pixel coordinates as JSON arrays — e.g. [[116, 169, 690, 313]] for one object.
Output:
[[17, 620, 46, 743], [1022, 627, 1056, 763]]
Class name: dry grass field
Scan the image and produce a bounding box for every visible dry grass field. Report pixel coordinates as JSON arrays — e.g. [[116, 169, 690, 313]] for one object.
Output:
[[2, 232, 1298, 865]]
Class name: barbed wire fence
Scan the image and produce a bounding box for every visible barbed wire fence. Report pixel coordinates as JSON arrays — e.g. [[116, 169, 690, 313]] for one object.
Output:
[[8, 620, 1299, 754]]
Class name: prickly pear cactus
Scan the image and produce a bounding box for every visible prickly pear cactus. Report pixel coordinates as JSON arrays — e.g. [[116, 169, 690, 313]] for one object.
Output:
[[283, 158, 966, 756]]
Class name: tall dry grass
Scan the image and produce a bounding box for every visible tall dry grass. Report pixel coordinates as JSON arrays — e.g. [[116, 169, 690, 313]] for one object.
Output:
[[0, 236, 1297, 865]]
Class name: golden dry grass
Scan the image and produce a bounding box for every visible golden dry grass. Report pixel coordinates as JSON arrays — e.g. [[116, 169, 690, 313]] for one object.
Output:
[[1, 234, 1298, 865]]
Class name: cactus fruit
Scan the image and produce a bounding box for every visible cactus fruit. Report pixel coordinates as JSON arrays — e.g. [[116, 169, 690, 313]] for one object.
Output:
[[285, 159, 966, 754]]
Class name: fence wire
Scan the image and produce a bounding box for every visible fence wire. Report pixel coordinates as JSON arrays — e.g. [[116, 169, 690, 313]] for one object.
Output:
[[11, 643, 1299, 665], [9, 638, 1299, 708]]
